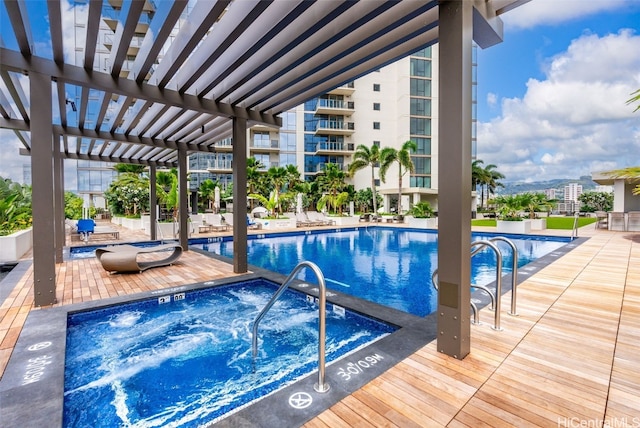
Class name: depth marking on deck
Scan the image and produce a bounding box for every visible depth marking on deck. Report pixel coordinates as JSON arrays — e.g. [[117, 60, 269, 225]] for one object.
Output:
[[289, 392, 313, 409]]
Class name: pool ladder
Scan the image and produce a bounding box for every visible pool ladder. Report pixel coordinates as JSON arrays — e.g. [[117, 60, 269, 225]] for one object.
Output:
[[251, 261, 330, 393], [432, 237, 518, 331]]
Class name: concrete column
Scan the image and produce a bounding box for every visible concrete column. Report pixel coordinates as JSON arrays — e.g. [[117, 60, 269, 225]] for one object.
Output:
[[149, 164, 157, 240], [30, 72, 56, 306], [437, 0, 473, 359], [232, 117, 248, 273], [178, 149, 189, 250]]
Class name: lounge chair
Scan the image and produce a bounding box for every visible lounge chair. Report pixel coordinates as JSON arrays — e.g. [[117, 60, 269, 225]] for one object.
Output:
[[308, 211, 335, 226], [96, 243, 183, 273], [295, 212, 314, 227], [594, 211, 608, 229]]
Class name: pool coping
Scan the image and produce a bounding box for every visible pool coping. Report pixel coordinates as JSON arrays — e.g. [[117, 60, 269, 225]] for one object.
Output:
[[0, 231, 587, 427]]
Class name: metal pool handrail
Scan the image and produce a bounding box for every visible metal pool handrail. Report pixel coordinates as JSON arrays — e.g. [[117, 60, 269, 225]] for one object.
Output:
[[470, 240, 503, 331], [251, 261, 330, 393]]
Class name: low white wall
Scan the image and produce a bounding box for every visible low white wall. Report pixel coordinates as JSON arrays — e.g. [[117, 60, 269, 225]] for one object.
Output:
[[0, 228, 33, 262]]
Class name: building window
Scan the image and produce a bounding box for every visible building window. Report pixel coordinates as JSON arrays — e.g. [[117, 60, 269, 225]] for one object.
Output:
[[373, 83, 380, 92], [410, 98, 431, 116], [373, 102, 380, 111], [373, 122, 380, 130], [373, 140, 380, 147], [410, 118, 430, 135], [410, 78, 431, 97], [410, 58, 432, 78]]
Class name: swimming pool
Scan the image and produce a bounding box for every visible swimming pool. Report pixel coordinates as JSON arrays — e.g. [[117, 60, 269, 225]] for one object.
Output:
[[194, 228, 571, 316], [63, 278, 395, 427]]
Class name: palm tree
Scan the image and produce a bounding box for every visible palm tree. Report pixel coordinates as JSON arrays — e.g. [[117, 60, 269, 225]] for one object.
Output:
[[482, 163, 505, 206], [317, 163, 348, 214], [472, 159, 488, 209], [198, 179, 219, 212], [284, 164, 301, 192], [267, 166, 288, 215], [349, 144, 381, 214], [380, 140, 417, 215], [246, 157, 264, 210], [627, 88, 640, 112]]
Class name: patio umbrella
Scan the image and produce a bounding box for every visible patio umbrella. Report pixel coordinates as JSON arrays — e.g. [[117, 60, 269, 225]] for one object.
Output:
[[214, 187, 220, 213], [296, 193, 303, 214]]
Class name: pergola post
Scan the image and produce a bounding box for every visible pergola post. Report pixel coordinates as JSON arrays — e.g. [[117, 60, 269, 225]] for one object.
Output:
[[232, 117, 248, 273], [437, 0, 473, 359], [177, 149, 189, 250], [53, 133, 65, 263], [30, 72, 57, 306], [149, 163, 157, 241]]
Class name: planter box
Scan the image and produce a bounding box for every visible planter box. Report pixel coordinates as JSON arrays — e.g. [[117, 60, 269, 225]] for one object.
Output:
[[255, 218, 296, 229], [496, 220, 531, 234], [530, 218, 547, 230], [155, 222, 178, 238], [113, 216, 143, 231], [329, 216, 359, 226], [0, 228, 32, 262], [405, 216, 438, 229]]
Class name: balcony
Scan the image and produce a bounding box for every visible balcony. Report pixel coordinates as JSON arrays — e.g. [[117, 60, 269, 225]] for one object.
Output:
[[315, 120, 355, 136], [206, 161, 232, 173], [214, 139, 233, 152], [313, 142, 354, 155], [328, 82, 355, 96], [315, 99, 355, 116], [250, 140, 280, 153]]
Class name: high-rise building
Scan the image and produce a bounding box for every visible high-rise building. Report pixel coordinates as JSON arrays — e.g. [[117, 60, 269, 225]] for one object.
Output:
[[564, 183, 583, 203]]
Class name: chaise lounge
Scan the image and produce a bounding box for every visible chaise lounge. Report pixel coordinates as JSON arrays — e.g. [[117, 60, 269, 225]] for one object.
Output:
[[96, 243, 183, 273]]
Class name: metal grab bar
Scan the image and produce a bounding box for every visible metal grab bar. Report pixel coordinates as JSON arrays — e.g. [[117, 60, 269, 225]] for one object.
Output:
[[571, 212, 579, 240], [432, 237, 518, 331], [251, 261, 330, 393], [489, 237, 519, 316], [470, 240, 503, 331]]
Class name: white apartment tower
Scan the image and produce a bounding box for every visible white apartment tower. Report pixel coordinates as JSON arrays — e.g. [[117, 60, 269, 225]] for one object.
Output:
[[564, 183, 583, 203]]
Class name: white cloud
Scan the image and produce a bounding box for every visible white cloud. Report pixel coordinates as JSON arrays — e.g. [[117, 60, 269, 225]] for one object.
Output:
[[486, 92, 498, 107], [503, 0, 640, 30], [478, 30, 640, 182]]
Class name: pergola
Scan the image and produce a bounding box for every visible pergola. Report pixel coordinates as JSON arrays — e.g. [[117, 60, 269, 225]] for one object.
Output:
[[0, 0, 527, 359]]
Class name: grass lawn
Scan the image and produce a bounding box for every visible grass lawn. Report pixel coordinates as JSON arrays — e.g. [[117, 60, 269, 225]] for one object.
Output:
[[471, 216, 597, 230]]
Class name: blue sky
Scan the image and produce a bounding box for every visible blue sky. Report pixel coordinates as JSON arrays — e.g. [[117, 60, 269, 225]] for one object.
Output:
[[476, 0, 640, 183]]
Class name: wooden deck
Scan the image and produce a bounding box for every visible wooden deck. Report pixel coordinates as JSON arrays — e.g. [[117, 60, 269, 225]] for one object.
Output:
[[1, 225, 638, 427]]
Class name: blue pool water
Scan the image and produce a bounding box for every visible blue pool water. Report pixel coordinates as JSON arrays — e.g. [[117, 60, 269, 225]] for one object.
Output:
[[63, 279, 394, 427], [195, 228, 570, 317]]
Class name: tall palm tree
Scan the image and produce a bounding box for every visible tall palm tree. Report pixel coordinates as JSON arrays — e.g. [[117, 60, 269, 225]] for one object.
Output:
[[267, 166, 288, 214], [483, 163, 505, 202], [472, 159, 487, 209], [349, 144, 381, 214], [198, 179, 219, 212], [246, 157, 264, 210], [317, 163, 348, 214], [284, 164, 301, 192], [380, 140, 417, 214]]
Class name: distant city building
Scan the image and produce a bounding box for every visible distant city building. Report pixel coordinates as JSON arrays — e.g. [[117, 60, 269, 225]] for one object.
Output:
[[564, 183, 583, 203], [544, 188, 556, 200]]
